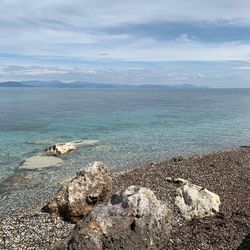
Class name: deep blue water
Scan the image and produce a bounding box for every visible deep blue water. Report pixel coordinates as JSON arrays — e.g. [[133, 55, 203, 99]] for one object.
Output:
[[1, 87, 250, 184]]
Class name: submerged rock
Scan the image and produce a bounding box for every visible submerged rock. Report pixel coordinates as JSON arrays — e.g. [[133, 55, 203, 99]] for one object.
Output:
[[45, 143, 76, 156], [47, 162, 113, 222], [73, 140, 98, 147], [175, 181, 221, 220], [54, 185, 172, 250], [18, 156, 63, 170]]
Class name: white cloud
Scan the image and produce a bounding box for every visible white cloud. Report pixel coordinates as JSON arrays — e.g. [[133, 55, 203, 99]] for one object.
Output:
[[0, 0, 250, 62], [1, 0, 250, 86], [1, 0, 250, 28]]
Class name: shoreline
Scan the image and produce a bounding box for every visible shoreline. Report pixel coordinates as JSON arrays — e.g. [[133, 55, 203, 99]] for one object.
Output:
[[0, 146, 250, 249]]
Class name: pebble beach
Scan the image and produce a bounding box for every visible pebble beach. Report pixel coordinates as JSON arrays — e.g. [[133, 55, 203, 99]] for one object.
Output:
[[0, 146, 249, 249]]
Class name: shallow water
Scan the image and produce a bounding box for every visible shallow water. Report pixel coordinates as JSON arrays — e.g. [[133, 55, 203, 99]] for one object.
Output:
[[1, 87, 250, 190]]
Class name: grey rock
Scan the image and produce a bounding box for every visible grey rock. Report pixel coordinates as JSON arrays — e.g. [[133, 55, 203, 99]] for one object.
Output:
[[54, 185, 172, 250]]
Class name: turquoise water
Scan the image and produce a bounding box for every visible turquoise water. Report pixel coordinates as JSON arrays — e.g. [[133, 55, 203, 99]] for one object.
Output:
[[1, 88, 250, 186]]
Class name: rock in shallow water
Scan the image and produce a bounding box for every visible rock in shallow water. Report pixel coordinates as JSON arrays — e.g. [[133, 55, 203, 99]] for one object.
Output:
[[54, 185, 172, 250], [18, 156, 63, 170], [73, 140, 98, 147], [175, 181, 221, 220], [45, 143, 76, 156], [47, 162, 113, 222]]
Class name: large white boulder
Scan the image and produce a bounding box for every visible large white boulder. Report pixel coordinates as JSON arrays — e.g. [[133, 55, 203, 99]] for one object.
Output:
[[47, 162, 113, 222], [175, 181, 221, 220], [45, 143, 76, 156]]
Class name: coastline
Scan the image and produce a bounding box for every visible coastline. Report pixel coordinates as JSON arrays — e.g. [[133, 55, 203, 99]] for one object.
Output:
[[0, 146, 250, 249]]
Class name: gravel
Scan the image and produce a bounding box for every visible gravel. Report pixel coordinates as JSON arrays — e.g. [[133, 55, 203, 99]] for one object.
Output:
[[0, 147, 249, 250]]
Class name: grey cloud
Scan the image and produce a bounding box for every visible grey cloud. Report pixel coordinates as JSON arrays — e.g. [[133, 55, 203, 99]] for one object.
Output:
[[1, 0, 250, 62], [1, 0, 250, 87]]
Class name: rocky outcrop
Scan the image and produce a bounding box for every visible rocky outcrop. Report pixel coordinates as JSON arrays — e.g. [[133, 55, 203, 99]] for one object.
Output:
[[175, 181, 221, 220], [54, 186, 172, 250], [45, 143, 76, 156], [47, 162, 113, 222]]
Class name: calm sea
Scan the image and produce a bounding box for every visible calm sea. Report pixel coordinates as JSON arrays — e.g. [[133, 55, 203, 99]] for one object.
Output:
[[1, 87, 250, 185]]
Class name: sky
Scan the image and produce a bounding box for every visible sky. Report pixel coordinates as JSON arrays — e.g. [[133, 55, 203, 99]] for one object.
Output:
[[0, 0, 250, 87]]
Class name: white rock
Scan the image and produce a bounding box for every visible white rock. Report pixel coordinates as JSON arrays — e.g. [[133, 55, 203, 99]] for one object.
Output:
[[18, 156, 63, 170], [45, 143, 76, 156], [175, 181, 221, 220]]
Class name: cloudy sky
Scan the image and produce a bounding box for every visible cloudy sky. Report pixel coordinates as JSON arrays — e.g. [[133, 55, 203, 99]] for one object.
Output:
[[0, 0, 250, 87]]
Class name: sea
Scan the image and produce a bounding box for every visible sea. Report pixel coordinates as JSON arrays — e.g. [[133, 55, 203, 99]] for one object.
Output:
[[0, 87, 250, 206]]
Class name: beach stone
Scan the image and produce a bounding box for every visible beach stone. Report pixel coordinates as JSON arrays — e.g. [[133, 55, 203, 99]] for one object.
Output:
[[18, 155, 63, 170], [175, 181, 221, 220], [54, 186, 172, 250], [45, 143, 76, 156], [47, 162, 113, 222]]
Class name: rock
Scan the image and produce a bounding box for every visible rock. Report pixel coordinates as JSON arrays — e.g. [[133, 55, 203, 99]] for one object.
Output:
[[171, 156, 185, 162], [173, 178, 188, 185], [175, 181, 221, 220], [45, 143, 76, 156], [165, 177, 188, 185], [54, 186, 172, 250], [73, 140, 98, 147], [47, 162, 113, 222], [18, 156, 63, 170]]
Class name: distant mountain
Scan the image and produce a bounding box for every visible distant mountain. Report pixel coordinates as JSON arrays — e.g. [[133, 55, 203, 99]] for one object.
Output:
[[23, 80, 67, 88], [0, 81, 29, 87], [0, 81, 210, 89], [140, 84, 210, 89], [18, 81, 131, 88]]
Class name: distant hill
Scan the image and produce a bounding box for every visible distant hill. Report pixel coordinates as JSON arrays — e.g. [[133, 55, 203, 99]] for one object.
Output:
[[0, 81, 29, 87], [140, 84, 210, 89], [0, 81, 210, 89]]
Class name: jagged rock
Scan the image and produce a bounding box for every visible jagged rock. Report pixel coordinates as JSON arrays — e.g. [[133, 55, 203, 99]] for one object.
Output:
[[47, 162, 113, 222], [54, 186, 172, 250], [45, 143, 76, 156], [175, 181, 221, 220]]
